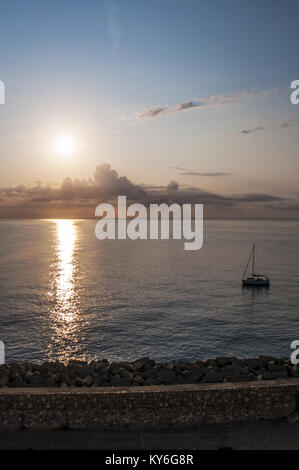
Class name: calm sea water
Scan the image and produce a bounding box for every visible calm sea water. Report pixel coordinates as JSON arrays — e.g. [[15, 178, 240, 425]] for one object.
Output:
[[0, 219, 298, 362]]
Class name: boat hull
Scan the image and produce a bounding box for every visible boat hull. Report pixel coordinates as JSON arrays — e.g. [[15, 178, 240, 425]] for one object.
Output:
[[242, 279, 270, 287]]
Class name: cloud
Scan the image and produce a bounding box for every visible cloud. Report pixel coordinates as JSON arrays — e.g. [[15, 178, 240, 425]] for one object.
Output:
[[237, 125, 264, 135], [0, 164, 145, 205], [168, 166, 191, 172], [264, 202, 299, 211], [139, 88, 277, 119], [236, 117, 295, 134], [179, 171, 231, 177], [169, 166, 231, 177], [166, 180, 179, 191], [234, 193, 285, 203], [0, 163, 295, 218], [145, 188, 286, 206]]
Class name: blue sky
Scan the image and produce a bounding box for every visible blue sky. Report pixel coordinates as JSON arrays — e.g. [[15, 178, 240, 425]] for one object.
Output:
[[0, 0, 298, 217]]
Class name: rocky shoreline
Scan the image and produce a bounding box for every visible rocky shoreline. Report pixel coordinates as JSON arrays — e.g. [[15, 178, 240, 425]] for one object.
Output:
[[0, 356, 299, 388]]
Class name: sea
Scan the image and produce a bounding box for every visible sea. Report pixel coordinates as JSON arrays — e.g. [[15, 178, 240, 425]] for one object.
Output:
[[0, 219, 298, 363]]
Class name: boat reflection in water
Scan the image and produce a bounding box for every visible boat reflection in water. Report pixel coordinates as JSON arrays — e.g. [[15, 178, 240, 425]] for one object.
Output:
[[48, 220, 85, 361]]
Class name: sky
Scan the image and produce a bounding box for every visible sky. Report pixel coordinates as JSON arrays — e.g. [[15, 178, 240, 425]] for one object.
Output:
[[0, 0, 298, 218]]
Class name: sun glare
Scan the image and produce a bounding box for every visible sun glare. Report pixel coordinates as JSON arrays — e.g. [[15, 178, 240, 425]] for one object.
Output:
[[54, 135, 76, 158]]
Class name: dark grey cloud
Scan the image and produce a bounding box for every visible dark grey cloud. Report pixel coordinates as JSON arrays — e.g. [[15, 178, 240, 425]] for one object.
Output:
[[279, 120, 292, 128], [166, 180, 179, 191]]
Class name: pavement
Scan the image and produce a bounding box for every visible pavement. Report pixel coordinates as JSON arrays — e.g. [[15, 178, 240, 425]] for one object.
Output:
[[1, 421, 299, 450]]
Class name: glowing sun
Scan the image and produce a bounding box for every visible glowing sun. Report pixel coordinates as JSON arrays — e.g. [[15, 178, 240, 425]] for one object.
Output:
[[54, 136, 76, 158]]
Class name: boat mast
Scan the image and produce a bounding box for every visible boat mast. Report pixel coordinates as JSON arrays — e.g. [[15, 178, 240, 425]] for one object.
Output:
[[242, 246, 252, 279], [252, 242, 255, 276]]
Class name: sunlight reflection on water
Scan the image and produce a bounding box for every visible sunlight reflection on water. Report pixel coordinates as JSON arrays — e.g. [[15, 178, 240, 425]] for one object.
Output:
[[47, 220, 85, 361]]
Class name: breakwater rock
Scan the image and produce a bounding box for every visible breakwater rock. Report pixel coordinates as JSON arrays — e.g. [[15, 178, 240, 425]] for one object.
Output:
[[0, 356, 298, 388]]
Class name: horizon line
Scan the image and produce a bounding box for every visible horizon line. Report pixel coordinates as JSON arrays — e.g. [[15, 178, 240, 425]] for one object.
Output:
[[0, 217, 299, 221]]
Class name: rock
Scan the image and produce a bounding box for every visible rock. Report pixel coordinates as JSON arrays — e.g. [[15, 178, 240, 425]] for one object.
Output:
[[164, 363, 176, 371], [133, 374, 145, 385], [221, 365, 238, 375], [117, 361, 134, 372], [0, 365, 9, 379], [133, 357, 155, 371], [110, 376, 131, 386], [216, 357, 232, 367], [156, 369, 176, 385], [24, 370, 34, 381], [244, 358, 260, 369], [110, 364, 123, 376], [141, 368, 157, 380], [268, 363, 287, 372], [181, 368, 205, 383], [50, 373, 61, 385], [93, 374, 108, 386], [0, 375, 9, 386], [10, 363, 27, 378], [178, 362, 191, 371], [225, 375, 254, 383], [8, 372, 23, 387], [259, 356, 278, 366], [119, 369, 133, 380], [181, 374, 201, 384], [0, 357, 297, 387], [27, 375, 44, 387], [82, 375, 94, 387], [263, 369, 288, 380], [74, 377, 84, 387], [203, 372, 224, 383]]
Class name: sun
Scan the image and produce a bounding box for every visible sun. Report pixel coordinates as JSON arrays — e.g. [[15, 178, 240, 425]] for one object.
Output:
[[54, 135, 76, 158]]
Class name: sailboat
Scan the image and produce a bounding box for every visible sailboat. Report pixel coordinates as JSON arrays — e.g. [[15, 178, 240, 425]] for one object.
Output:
[[242, 243, 270, 287]]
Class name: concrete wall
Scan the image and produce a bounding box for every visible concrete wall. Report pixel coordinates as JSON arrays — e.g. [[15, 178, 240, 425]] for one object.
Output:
[[1, 379, 299, 430]]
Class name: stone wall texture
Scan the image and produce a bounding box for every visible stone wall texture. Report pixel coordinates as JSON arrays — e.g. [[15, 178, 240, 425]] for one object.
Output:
[[1, 379, 299, 430]]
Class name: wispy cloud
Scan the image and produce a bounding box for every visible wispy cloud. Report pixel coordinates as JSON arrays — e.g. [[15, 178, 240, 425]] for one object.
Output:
[[169, 166, 231, 177], [106, 0, 121, 59], [180, 171, 231, 177], [279, 120, 292, 128], [237, 124, 264, 135], [236, 117, 296, 134], [139, 88, 277, 119], [168, 166, 191, 172]]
